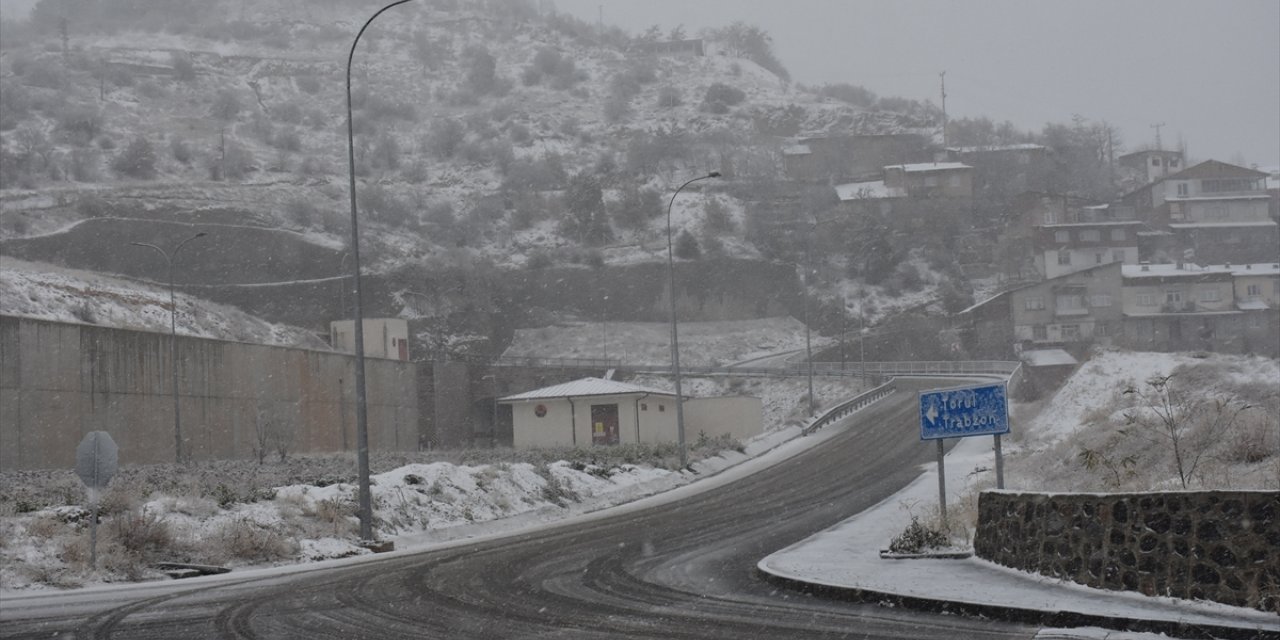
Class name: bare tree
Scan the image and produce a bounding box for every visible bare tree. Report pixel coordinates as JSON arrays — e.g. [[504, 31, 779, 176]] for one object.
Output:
[[1122, 374, 1254, 489]]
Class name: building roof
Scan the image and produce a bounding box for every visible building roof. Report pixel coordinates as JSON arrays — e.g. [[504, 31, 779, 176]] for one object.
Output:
[[835, 180, 905, 201], [782, 144, 811, 156], [499, 377, 676, 402], [1205, 262, 1280, 276], [1168, 221, 1278, 229], [1164, 194, 1270, 202], [1118, 148, 1183, 161], [946, 143, 1045, 154], [1020, 349, 1078, 367], [1238, 299, 1271, 311], [1121, 263, 1235, 279], [883, 162, 971, 173], [1162, 159, 1268, 181]]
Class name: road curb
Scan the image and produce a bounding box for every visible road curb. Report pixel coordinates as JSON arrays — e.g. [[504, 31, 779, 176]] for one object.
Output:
[[754, 568, 1275, 640]]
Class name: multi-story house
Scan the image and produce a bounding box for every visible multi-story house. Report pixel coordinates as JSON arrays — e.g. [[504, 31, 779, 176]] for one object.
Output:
[[958, 261, 1123, 359], [1118, 149, 1184, 185], [783, 133, 928, 183], [999, 193, 1142, 281], [943, 143, 1048, 201], [1217, 262, 1280, 356], [1119, 263, 1240, 352], [1121, 160, 1277, 264], [882, 162, 973, 199]]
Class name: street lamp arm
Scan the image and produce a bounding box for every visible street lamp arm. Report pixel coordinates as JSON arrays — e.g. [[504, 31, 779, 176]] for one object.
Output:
[[174, 232, 207, 257], [130, 242, 168, 262]]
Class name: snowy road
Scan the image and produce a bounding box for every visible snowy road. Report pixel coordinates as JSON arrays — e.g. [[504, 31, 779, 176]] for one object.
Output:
[[1, 380, 1038, 639]]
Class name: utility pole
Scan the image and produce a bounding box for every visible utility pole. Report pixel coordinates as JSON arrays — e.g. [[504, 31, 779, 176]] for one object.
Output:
[[939, 71, 948, 148], [1150, 122, 1165, 151]]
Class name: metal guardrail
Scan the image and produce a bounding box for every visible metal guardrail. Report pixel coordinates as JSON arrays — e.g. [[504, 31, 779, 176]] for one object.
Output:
[[467, 355, 1020, 379], [802, 380, 898, 436]]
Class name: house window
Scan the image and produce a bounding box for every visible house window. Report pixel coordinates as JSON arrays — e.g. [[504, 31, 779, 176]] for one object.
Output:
[[1247, 284, 1262, 297], [1043, 211, 1058, 224], [1057, 250, 1071, 266], [1090, 294, 1112, 307], [1054, 230, 1070, 243], [1176, 183, 1189, 196], [1024, 296, 1045, 310], [1170, 158, 1179, 167], [641, 403, 648, 411], [1032, 325, 1047, 340], [1080, 229, 1101, 242], [1095, 253, 1104, 264], [1165, 290, 1183, 305], [1057, 294, 1085, 310], [1112, 249, 1126, 262], [1138, 293, 1156, 306], [924, 176, 940, 187], [1202, 178, 1254, 193], [658, 404, 665, 412], [1061, 324, 1080, 340], [1200, 289, 1220, 302], [1151, 158, 1160, 167], [1110, 229, 1126, 241], [1094, 322, 1109, 337], [1208, 205, 1228, 219]]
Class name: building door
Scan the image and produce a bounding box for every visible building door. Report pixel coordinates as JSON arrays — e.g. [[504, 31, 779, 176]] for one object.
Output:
[[591, 404, 619, 446]]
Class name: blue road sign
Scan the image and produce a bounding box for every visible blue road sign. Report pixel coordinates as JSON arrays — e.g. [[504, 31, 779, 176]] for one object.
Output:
[[919, 382, 1009, 441]]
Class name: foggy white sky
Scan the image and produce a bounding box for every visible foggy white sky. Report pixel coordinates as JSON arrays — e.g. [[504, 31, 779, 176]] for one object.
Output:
[[558, 0, 1280, 166]]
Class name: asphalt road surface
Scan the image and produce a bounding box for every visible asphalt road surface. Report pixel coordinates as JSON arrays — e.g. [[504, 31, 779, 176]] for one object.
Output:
[[3, 378, 1038, 639]]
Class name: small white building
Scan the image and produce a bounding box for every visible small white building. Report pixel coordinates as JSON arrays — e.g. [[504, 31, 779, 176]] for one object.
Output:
[[500, 377, 762, 449], [330, 318, 410, 361]]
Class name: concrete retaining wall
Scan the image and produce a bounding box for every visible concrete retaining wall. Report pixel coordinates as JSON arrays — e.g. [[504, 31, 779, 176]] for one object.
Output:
[[1, 316, 419, 469], [974, 490, 1279, 612]]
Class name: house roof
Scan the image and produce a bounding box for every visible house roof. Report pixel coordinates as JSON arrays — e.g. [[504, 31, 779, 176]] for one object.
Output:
[[957, 262, 1121, 315], [782, 144, 811, 156], [1117, 148, 1182, 161], [1020, 349, 1078, 367], [1168, 221, 1278, 229], [883, 162, 971, 173], [1164, 194, 1270, 202], [1121, 263, 1235, 279], [1238, 299, 1271, 311], [1205, 262, 1280, 276], [1161, 159, 1268, 181], [946, 143, 1045, 154], [835, 180, 905, 201], [499, 377, 676, 402]]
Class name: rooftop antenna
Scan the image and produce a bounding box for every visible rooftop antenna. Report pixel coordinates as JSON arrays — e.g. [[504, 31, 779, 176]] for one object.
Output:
[[1150, 122, 1165, 151]]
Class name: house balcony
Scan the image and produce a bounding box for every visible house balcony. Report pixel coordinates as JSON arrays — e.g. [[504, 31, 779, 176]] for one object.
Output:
[[1054, 307, 1090, 317], [1160, 302, 1199, 313]]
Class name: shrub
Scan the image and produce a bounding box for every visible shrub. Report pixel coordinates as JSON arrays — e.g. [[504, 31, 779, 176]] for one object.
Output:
[[111, 136, 157, 179], [170, 52, 196, 82], [215, 519, 298, 563], [887, 516, 949, 554], [296, 75, 321, 95], [701, 83, 746, 113], [109, 508, 173, 557], [674, 229, 701, 259], [424, 119, 465, 159], [656, 85, 682, 108], [170, 137, 192, 164]]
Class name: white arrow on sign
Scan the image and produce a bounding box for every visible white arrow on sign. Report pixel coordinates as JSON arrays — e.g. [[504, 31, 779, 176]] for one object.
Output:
[[925, 400, 939, 425]]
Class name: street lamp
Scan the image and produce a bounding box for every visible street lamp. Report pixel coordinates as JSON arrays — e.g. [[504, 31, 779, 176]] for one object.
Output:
[[666, 170, 720, 468], [347, 0, 413, 543], [131, 231, 206, 464]]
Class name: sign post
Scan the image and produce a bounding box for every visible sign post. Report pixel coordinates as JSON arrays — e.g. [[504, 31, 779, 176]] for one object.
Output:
[[75, 431, 119, 569], [919, 382, 1010, 527]]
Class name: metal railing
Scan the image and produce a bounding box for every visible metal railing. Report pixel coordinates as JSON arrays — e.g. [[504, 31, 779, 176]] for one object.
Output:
[[802, 380, 898, 436], [465, 354, 1020, 379]]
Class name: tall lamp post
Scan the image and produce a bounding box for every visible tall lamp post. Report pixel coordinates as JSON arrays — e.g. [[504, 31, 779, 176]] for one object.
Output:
[[347, 0, 413, 542], [666, 171, 720, 468], [131, 231, 206, 464]]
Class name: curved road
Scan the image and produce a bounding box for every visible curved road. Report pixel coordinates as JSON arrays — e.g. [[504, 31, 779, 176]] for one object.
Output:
[[3, 379, 1035, 639]]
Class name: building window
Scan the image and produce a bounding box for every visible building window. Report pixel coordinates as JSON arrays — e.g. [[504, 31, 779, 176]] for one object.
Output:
[[1200, 289, 1220, 302], [1170, 158, 1179, 167], [641, 403, 648, 411], [1094, 322, 1109, 337], [1054, 230, 1070, 243], [1090, 294, 1112, 307], [1025, 296, 1045, 310], [1057, 250, 1071, 266], [1112, 249, 1126, 263], [1249, 314, 1263, 329], [1208, 205, 1228, 219], [1176, 182, 1189, 196], [1061, 324, 1080, 340], [1032, 325, 1047, 340], [1043, 211, 1058, 224], [1080, 229, 1101, 242], [1151, 158, 1160, 167], [1095, 253, 1104, 264], [924, 176, 939, 187], [1247, 284, 1262, 297], [1110, 229, 1126, 241], [1165, 290, 1183, 305], [1138, 293, 1156, 306], [1202, 178, 1255, 193]]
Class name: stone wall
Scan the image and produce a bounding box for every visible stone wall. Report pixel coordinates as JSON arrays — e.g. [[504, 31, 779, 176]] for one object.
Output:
[[974, 491, 1279, 612]]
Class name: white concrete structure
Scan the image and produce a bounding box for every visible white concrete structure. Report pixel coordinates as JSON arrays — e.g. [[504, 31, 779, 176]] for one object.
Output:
[[329, 318, 410, 361], [500, 378, 762, 449]]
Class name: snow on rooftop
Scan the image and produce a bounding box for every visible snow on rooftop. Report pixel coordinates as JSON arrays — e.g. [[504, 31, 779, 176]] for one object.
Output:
[[1164, 194, 1270, 201], [883, 162, 971, 172], [782, 144, 811, 156], [1168, 221, 1278, 229], [1020, 349, 1078, 367], [945, 143, 1045, 154], [1237, 299, 1270, 311], [1121, 263, 1233, 278], [500, 377, 676, 402], [834, 180, 905, 201]]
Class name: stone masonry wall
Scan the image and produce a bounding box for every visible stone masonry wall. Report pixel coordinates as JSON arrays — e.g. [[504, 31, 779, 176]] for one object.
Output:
[[974, 491, 1279, 612]]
